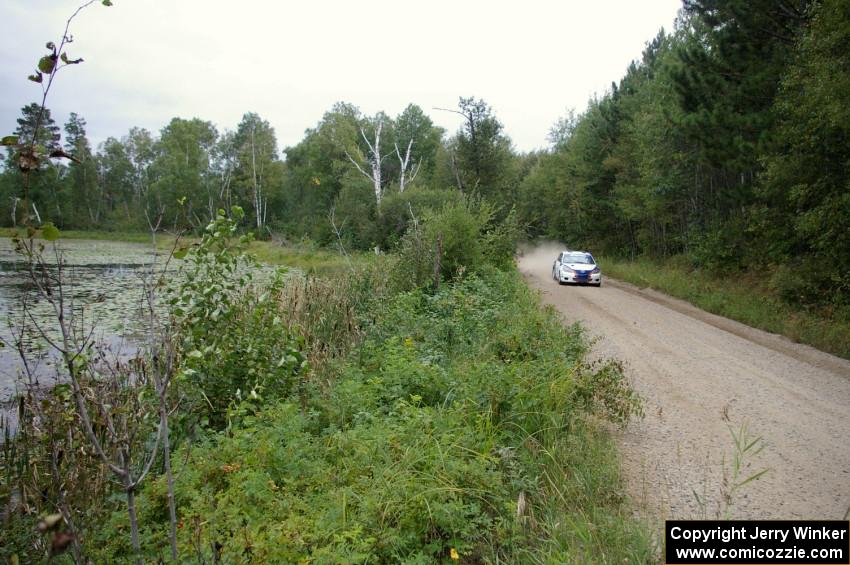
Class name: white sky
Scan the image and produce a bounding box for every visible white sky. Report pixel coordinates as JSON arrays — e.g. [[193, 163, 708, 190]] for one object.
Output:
[[1, 0, 681, 155]]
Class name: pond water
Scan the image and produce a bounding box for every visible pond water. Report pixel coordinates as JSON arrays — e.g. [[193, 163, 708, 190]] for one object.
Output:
[[0, 238, 166, 401]]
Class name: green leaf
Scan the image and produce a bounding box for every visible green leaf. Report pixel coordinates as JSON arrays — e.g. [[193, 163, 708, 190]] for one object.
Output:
[[173, 247, 189, 260], [1, 136, 18, 146], [60, 52, 83, 65], [41, 222, 60, 241], [38, 55, 57, 74], [102, 0, 113, 5], [28, 72, 43, 83]]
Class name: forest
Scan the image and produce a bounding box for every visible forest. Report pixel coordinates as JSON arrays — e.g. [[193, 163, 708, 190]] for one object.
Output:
[[3, 0, 848, 310]]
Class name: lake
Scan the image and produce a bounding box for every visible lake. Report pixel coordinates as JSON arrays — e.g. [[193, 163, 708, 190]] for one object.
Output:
[[0, 238, 166, 402]]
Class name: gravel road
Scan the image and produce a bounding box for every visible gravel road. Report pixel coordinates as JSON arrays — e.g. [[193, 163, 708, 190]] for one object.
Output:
[[519, 246, 850, 521]]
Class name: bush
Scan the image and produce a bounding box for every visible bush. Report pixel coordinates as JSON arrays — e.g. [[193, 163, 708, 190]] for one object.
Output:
[[376, 186, 462, 248], [689, 216, 748, 272], [171, 207, 306, 429], [392, 197, 519, 289]]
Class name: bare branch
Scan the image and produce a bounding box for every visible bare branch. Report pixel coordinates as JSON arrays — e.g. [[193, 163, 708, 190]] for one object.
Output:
[[328, 205, 354, 272], [345, 150, 374, 182]]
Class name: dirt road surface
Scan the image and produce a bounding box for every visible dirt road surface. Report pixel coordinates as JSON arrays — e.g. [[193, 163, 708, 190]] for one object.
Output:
[[519, 246, 850, 521]]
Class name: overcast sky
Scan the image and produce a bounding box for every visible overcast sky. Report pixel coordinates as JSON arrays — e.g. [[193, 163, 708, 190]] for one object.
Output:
[[1, 0, 682, 155]]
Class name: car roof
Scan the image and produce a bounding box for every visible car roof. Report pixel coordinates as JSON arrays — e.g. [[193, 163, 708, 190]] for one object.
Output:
[[562, 250, 595, 260]]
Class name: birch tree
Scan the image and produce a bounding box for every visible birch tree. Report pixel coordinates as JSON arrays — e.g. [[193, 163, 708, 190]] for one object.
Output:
[[234, 113, 279, 232], [345, 118, 388, 207], [394, 138, 421, 193]]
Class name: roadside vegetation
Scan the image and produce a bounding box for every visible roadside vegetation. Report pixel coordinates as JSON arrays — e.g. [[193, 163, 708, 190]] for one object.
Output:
[[601, 255, 850, 360], [1, 202, 651, 563]]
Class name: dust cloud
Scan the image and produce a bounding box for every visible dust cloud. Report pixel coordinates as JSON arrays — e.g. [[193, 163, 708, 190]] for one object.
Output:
[[516, 240, 567, 275]]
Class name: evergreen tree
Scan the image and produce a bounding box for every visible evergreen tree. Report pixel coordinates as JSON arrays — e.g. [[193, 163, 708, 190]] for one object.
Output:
[[759, 0, 850, 302], [64, 112, 98, 226]]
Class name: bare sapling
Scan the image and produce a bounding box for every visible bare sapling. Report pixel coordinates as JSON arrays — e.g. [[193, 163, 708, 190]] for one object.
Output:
[[14, 234, 166, 564]]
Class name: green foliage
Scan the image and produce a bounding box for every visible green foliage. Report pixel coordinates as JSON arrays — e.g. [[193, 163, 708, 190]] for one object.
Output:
[[331, 171, 378, 249], [89, 269, 647, 563], [170, 207, 305, 428], [452, 97, 514, 201], [149, 117, 219, 230], [758, 0, 850, 305], [376, 186, 461, 248], [393, 197, 519, 289]]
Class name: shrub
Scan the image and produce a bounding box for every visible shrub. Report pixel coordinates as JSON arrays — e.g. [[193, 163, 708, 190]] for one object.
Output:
[[376, 186, 462, 248], [392, 197, 519, 289], [171, 207, 306, 429]]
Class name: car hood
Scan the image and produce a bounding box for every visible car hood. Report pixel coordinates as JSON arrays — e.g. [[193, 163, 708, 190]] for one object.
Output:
[[565, 263, 596, 271]]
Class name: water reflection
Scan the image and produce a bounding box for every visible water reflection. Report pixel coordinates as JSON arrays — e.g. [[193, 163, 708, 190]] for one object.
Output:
[[0, 238, 169, 401]]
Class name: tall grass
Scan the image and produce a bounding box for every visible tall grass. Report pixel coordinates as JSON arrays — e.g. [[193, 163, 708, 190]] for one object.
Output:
[[600, 255, 850, 359], [249, 239, 372, 274]]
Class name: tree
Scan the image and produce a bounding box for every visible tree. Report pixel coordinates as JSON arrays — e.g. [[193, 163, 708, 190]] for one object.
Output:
[[670, 2, 812, 226], [124, 127, 156, 208], [232, 112, 280, 232], [345, 113, 391, 207], [12, 102, 62, 160], [210, 130, 237, 220], [392, 104, 442, 193], [63, 113, 98, 225], [547, 108, 578, 149], [1, 0, 112, 228], [759, 0, 850, 301], [6, 104, 63, 225], [149, 117, 218, 229], [280, 103, 362, 240], [97, 136, 133, 223], [450, 97, 512, 199]]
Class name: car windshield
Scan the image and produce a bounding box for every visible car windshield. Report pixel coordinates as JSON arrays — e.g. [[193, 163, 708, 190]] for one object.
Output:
[[565, 253, 594, 264]]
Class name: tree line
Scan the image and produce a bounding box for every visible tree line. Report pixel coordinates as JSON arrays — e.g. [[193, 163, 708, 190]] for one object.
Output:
[[3, 0, 848, 306], [0, 98, 518, 247]]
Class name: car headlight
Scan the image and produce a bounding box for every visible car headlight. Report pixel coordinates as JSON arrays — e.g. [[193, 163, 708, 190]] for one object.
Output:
[[561, 266, 574, 274], [591, 267, 600, 274]]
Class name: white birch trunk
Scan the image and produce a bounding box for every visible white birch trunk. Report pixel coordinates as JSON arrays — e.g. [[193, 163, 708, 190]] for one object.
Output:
[[365, 122, 383, 206], [345, 120, 386, 207], [395, 139, 421, 193], [251, 127, 263, 230]]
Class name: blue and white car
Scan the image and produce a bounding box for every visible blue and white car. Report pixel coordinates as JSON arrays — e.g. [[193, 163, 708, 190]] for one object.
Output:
[[552, 250, 602, 286]]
